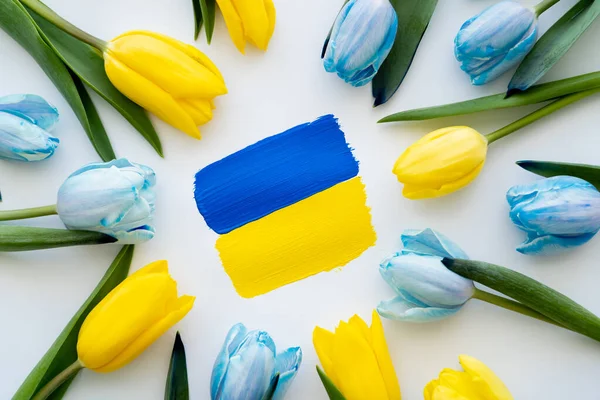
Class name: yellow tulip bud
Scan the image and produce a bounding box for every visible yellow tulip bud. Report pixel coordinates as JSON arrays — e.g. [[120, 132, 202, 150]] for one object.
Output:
[[216, 0, 276, 53], [393, 126, 488, 200], [313, 311, 401, 400], [76, 260, 195, 373], [104, 30, 227, 139], [424, 355, 513, 400]]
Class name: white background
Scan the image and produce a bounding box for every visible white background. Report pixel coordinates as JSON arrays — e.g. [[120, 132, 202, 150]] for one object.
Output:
[[1, 0, 600, 398]]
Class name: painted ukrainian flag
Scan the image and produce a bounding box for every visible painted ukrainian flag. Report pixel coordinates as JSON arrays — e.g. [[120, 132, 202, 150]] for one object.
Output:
[[194, 115, 376, 298]]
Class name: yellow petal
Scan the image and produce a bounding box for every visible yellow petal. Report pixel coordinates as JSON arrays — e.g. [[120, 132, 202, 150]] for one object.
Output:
[[77, 273, 178, 370], [216, 0, 246, 53], [104, 54, 201, 139], [424, 379, 439, 400], [401, 162, 485, 200], [459, 355, 514, 400], [178, 100, 213, 126], [263, 0, 276, 45], [130, 260, 169, 278], [393, 127, 487, 186], [332, 321, 389, 400], [348, 314, 371, 345], [432, 385, 472, 400], [107, 33, 226, 99], [438, 369, 483, 399], [115, 30, 225, 82], [370, 311, 401, 400], [313, 326, 339, 388], [94, 295, 195, 373], [232, 0, 272, 50]]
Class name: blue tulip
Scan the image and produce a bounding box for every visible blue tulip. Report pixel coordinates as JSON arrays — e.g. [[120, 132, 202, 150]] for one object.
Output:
[[57, 158, 156, 244], [0, 94, 59, 161], [454, 1, 538, 85], [507, 176, 600, 255], [323, 0, 398, 87], [377, 228, 475, 322], [211, 323, 302, 400]]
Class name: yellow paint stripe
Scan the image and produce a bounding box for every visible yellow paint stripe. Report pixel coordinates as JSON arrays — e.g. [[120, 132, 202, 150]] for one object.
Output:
[[216, 177, 376, 298]]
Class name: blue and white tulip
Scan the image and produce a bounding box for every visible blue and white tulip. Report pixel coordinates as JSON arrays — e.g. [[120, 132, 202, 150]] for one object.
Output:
[[454, 1, 538, 85], [57, 158, 156, 244], [211, 323, 302, 400], [0, 94, 59, 161], [323, 0, 398, 87], [507, 176, 600, 255], [377, 228, 475, 322]]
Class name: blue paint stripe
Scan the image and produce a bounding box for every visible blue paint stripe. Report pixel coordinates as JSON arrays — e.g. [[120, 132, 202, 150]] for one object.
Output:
[[194, 115, 359, 234]]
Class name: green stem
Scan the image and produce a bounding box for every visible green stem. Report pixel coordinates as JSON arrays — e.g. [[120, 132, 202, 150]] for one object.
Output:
[[0, 204, 57, 221], [485, 88, 600, 144], [473, 288, 565, 329], [19, 0, 107, 50], [31, 360, 84, 400], [534, 0, 561, 17]]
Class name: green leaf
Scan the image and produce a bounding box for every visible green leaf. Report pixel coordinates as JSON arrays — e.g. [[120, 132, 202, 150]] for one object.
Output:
[[164, 332, 189, 400], [0, 0, 116, 161], [316, 366, 346, 400], [192, 0, 203, 41], [508, 0, 600, 94], [199, 0, 216, 44], [26, 8, 164, 158], [379, 70, 600, 122], [372, 0, 438, 106], [13, 245, 134, 400], [0, 226, 116, 252], [517, 160, 600, 190], [443, 258, 600, 343]]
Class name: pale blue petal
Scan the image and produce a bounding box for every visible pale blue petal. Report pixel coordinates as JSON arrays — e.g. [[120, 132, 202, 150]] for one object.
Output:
[[379, 253, 474, 307], [517, 232, 598, 255], [323, 0, 355, 72], [272, 347, 302, 400], [377, 296, 462, 322], [401, 228, 469, 259], [0, 111, 59, 162], [218, 331, 277, 400], [111, 226, 155, 244], [0, 94, 59, 131], [211, 323, 248, 399]]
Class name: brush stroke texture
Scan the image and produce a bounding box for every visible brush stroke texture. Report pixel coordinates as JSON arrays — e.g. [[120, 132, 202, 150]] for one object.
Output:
[[194, 115, 359, 234], [216, 177, 376, 298]]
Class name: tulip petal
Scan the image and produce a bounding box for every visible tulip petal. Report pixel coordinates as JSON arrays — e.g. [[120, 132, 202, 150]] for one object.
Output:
[[348, 314, 372, 345], [232, 0, 273, 51], [401, 162, 485, 200], [218, 330, 277, 400], [516, 231, 597, 255], [211, 323, 248, 399], [104, 54, 201, 139], [370, 311, 401, 400], [438, 368, 484, 399], [0, 111, 59, 162], [424, 379, 439, 400], [323, 0, 354, 72], [216, 0, 247, 53], [331, 321, 388, 400], [107, 34, 227, 99], [0, 94, 59, 131], [272, 347, 302, 400], [178, 99, 213, 126], [432, 385, 472, 400], [94, 295, 195, 373], [459, 355, 513, 400], [313, 327, 339, 388], [78, 273, 180, 370], [130, 260, 169, 278], [264, 0, 276, 46], [377, 295, 463, 323], [112, 226, 156, 244], [401, 228, 469, 259]]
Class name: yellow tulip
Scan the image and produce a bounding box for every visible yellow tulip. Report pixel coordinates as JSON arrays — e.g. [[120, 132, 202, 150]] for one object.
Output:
[[216, 0, 276, 53], [313, 311, 401, 400], [424, 355, 513, 400], [104, 30, 227, 139], [392, 126, 488, 200], [77, 260, 195, 373]]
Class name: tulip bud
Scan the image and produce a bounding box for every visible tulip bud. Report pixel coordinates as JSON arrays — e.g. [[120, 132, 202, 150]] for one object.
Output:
[[454, 1, 538, 85], [507, 176, 600, 255], [215, 0, 276, 53], [104, 31, 227, 139], [77, 260, 195, 373], [424, 355, 513, 400], [211, 323, 302, 400], [0, 94, 59, 162], [56, 158, 156, 244], [323, 0, 398, 87], [377, 229, 474, 322], [393, 126, 488, 199]]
